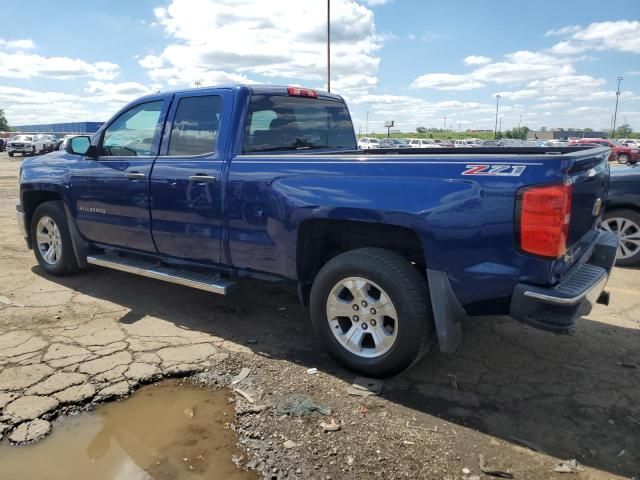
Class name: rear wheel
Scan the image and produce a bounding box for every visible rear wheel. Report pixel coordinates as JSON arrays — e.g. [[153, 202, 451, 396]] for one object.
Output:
[[618, 153, 629, 164], [8, 152, 13, 157], [310, 248, 434, 377], [30, 201, 80, 276], [602, 209, 640, 266]]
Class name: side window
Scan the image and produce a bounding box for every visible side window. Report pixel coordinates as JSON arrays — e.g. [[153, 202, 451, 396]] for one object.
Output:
[[168, 95, 222, 156], [102, 101, 163, 156]]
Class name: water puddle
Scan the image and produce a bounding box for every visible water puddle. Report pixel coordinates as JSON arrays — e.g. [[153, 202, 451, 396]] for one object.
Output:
[[0, 380, 257, 480]]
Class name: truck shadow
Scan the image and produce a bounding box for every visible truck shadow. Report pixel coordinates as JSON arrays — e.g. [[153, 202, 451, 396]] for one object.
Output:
[[35, 266, 640, 478]]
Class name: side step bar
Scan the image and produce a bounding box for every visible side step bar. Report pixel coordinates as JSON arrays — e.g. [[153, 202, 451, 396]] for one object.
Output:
[[86, 254, 234, 295]]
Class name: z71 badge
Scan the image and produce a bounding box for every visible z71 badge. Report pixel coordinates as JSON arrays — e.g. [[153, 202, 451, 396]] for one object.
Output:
[[462, 164, 526, 177]]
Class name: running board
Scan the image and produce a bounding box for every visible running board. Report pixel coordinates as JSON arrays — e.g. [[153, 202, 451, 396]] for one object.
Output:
[[86, 254, 234, 295]]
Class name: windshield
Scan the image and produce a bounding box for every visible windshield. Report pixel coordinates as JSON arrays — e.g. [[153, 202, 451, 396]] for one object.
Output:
[[14, 135, 33, 141], [243, 95, 356, 152]]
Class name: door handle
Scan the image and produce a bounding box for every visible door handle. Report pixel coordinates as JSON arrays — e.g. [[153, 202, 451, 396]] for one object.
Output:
[[124, 172, 145, 180], [189, 174, 216, 183]]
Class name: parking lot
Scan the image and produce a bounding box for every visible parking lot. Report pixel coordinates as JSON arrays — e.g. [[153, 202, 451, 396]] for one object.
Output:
[[0, 151, 638, 479]]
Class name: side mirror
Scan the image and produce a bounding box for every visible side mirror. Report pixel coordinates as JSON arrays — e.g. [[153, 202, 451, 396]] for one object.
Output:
[[67, 136, 96, 157]]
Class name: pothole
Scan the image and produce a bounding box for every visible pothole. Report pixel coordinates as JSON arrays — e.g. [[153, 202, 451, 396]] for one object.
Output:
[[0, 379, 256, 479]]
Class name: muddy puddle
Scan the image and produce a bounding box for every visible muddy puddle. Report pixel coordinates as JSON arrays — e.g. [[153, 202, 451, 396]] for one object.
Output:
[[0, 380, 257, 480]]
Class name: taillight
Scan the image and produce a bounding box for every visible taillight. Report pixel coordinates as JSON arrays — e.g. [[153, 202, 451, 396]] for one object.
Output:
[[287, 86, 317, 98], [518, 182, 572, 258]]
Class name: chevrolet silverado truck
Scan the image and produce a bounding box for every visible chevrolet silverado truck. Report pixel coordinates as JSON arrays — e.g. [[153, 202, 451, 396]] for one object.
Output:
[[16, 85, 618, 377]]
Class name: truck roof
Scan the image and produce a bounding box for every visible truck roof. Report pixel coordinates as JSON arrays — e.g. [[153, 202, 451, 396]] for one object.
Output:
[[138, 84, 344, 102]]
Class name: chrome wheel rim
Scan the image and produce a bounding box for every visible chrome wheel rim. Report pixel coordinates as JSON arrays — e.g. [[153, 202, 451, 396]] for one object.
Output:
[[35, 216, 62, 265], [618, 154, 629, 164], [602, 217, 640, 260], [326, 277, 398, 358]]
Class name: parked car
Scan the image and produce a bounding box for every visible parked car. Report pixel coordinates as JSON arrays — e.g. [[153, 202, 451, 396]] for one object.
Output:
[[407, 139, 440, 148], [379, 138, 410, 149], [358, 137, 380, 150], [16, 84, 617, 377], [434, 139, 454, 147], [453, 140, 473, 147], [42, 135, 62, 151], [7, 135, 46, 157], [618, 139, 640, 148], [0, 138, 5, 152], [39, 134, 56, 153], [570, 138, 639, 164], [601, 164, 640, 266]]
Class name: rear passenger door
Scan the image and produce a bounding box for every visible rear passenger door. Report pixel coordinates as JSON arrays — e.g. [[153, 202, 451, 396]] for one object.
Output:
[[150, 89, 233, 264]]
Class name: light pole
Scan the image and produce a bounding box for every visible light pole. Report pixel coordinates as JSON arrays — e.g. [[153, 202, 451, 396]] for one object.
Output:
[[612, 75, 623, 136], [365, 111, 369, 136], [327, 0, 331, 93], [494, 94, 501, 139], [518, 114, 522, 128]]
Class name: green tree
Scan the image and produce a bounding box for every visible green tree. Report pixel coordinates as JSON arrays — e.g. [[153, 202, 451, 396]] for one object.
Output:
[[584, 127, 593, 133], [615, 123, 632, 138], [416, 126, 427, 134], [0, 109, 10, 132], [509, 126, 530, 140]]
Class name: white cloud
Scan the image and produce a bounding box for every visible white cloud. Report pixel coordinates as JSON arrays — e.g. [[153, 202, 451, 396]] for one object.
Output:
[[494, 89, 539, 100], [463, 55, 491, 66], [85, 81, 159, 104], [139, 0, 381, 97], [0, 38, 36, 49], [411, 73, 484, 90], [0, 51, 119, 80], [548, 20, 640, 55], [545, 25, 581, 37], [361, 0, 392, 5]]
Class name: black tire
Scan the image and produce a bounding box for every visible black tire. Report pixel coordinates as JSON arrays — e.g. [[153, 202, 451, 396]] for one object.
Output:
[[31, 146, 36, 156], [8, 152, 13, 157], [618, 153, 629, 165], [310, 247, 434, 377], [30, 201, 80, 276], [602, 209, 640, 266]]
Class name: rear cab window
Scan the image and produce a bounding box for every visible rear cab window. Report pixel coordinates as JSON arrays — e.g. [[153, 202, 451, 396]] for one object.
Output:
[[243, 95, 356, 153]]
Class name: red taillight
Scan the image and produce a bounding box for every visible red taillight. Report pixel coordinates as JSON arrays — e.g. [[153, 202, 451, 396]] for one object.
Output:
[[287, 86, 317, 98], [519, 182, 572, 258]]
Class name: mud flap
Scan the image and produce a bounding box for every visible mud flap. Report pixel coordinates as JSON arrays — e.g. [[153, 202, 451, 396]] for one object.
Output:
[[62, 203, 90, 268], [426, 269, 466, 353]]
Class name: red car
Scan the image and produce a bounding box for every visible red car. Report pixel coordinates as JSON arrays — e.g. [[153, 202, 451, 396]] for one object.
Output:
[[570, 138, 640, 164]]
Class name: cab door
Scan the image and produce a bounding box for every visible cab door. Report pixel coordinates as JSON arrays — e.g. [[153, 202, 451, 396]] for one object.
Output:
[[149, 89, 233, 264], [70, 95, 171, 252]]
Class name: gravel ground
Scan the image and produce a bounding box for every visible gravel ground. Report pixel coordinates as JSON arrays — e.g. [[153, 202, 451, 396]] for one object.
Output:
[[0, 151, 638, 479]]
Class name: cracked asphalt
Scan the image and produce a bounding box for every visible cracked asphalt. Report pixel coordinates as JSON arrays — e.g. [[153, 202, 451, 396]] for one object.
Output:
[[0, 152, 638, 479]]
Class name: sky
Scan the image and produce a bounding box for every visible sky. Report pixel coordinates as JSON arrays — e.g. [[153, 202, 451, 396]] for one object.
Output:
[[0, 0, 639, 133]]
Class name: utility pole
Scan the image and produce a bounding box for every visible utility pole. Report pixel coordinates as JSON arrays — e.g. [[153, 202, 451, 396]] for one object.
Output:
[[494, 94, 501, 139], [499, 117, 502, 134], [612, 75, 623, 136], [458, 122, 461, 133], [518, 114, 522, 128], [365, 111, 369, 136], [327, 0, 331, 92], [443, 116, 446, 131]]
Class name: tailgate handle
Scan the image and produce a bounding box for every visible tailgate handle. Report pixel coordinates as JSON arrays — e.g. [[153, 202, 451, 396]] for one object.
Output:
[[189, 174, 216, 183], [124, 172, 145, 180]]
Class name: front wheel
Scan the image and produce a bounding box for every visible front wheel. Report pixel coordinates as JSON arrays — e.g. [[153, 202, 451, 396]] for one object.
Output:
[[618, 153, 629, 164], [602, 209, 640, 266], [31, 201, 80, 276], [310, 248, 434, 377]]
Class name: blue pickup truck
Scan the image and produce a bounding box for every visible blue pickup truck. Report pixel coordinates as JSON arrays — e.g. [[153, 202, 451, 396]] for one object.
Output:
[[16, 85, 618, 377]]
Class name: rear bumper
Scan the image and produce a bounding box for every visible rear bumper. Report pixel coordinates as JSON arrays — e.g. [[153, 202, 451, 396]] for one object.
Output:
[[509, 230, 618, 332]]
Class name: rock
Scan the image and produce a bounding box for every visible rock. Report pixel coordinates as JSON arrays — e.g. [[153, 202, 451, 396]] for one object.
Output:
[[124, 362, 160, 382], [93, 364, 128, 383], [462, 467, 471, 475], [0, 364, 54, 391], [0, 392, 18, 410], [0, 334, 47, 359], [54, 384, 96, 404], [25, 372, 87, 395], [89, 341, 128, 356], [43, 343, 91, 361], [134, 352, 161, 364], [284, 440, 298, 449], [347, 376, 384, 397], [553, 459, 581, 473], [4, 396, 59, 422], [78, 351, 132, 375], [97, 381, 130, 399], [8, 419, 52, 443], [157, 343, 218, 366]]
